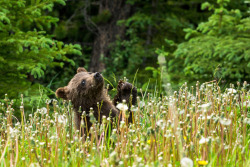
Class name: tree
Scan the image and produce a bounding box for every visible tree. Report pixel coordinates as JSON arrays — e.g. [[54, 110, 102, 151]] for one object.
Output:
[[158, 0, 250, 88], [86, 0, 132, 72], [0, 0, 81, 99]]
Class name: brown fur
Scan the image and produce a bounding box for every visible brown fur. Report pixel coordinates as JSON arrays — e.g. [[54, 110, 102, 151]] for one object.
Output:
[[55, 67, 137, 133]]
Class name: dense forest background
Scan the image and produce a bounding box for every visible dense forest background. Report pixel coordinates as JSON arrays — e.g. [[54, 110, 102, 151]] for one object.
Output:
[[0, 0, 249, 111]]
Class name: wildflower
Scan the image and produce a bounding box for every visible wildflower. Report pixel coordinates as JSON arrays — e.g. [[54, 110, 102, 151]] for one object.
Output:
[[147, 139, 156, 144], [131, 106, 138, 112], [227, 88, 237, 94], [181, 157, 193, 167], [21, 157, 25, 160], [199, 137, 209, 145], [224, 145, 229, 150], [40, 107, 47, 115], [120, 120, 125, 125], [139, 101, 145, 108], [29, 163, 40, 167], [58, 115, 67, 125], [9, 127, 19, 137], [197, 161, 208, 166], [109, 151, 117, 163], [243, 118, 250, 124], [179, 110, 185, 115], [39, 142, 45, 146], [219, 118, 231, 126], [207, 84, 213, 88], [156, 119, 164, 126], [116, 103, 128, 111], [136, 157, 143, 162], [242, 101, 250, 108], [199, 103, 211, 109]]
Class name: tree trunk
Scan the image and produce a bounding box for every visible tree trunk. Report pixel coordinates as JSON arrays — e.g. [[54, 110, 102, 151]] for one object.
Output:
[[89, 0, 132, 72]]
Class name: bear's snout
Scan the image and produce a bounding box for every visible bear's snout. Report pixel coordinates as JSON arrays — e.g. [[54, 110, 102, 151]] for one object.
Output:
[[94, 72, 103, 82]]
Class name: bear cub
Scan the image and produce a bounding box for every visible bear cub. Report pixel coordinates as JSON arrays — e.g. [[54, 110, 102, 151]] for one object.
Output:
[[56, 67, 137, 133]]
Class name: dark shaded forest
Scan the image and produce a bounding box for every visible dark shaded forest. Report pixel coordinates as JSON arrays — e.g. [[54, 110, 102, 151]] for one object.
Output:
[[0, 0, 249, 108]]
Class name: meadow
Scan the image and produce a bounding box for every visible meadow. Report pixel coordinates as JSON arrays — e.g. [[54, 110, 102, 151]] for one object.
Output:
[[0, 81, 249, 167]]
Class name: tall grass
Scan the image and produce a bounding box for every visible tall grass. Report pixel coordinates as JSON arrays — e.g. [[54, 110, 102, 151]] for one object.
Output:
[[0, 81, 249, 166]]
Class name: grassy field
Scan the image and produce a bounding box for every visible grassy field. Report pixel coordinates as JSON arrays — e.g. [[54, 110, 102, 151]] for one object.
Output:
[[0, 81, 249, 167]]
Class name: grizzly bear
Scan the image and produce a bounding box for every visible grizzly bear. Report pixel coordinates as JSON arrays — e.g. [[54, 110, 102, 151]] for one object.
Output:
[[55, 67, 137, 133]]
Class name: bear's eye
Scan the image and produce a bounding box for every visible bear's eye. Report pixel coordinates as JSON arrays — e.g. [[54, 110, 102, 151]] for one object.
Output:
[[81, 80, 86, 86]]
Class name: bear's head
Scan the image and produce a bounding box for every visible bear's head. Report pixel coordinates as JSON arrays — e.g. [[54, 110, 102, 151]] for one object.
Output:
[[56, 67, 105, 105]]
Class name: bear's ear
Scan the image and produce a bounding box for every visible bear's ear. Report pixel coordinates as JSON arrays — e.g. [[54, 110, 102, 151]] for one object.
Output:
[[77, 67, 87, 73], [56, 87, 68, 100]]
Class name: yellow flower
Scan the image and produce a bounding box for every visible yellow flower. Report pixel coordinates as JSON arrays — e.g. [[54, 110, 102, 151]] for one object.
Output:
[[184, 136, 187, 141], [147, 139, 156, 144], [198, 160, 208, 166]]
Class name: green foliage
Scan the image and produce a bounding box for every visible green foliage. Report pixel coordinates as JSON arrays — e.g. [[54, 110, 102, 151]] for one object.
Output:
[[106, 0, 213, 89], [91, 9, 112, 24], [158, 0, 250, 88], [0, 0, 82, 100]]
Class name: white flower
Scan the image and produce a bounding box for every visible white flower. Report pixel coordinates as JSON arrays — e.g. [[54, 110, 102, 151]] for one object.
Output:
[[136, 157, 142, 162], [40, 107, 47, 115], [199, 103, 211, 109], [227, 88, 237, 94], [179, 110, 184, 115], [58, 115, 67, 125], [110, 151, 117, 158], [220, 118, 231, 126], [199, 137, 209, 145], [181, 157, 193, 167], [242, 101, 250, 107], [116, 103, 128, 111], [21, 157, 25, 161], [29, 163, 40, 167], [243, 118, 250, 124], [9, 127, 14, 134], [139, 101, 145, 107], [131, 105, 138, 112], [9, 127, 19, 137], [156, 120, 164, 126]]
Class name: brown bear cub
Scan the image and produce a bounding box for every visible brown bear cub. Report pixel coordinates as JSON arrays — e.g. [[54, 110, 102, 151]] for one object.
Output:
[[55, 67, 137, 133]]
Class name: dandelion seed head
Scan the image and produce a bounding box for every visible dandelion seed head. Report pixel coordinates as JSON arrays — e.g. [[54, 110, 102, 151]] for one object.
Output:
[[40, 107, 47, 115], [199, 137, 209, 145], [220, 118, 231, 126], [227, 88, 237, 94], [243, 118, 250, 124], [116, 103, 128, 111], [181, 157, 193, 167]]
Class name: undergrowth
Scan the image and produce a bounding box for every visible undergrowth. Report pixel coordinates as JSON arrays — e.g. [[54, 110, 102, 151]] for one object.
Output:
[[0, 81, 249, 167]]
